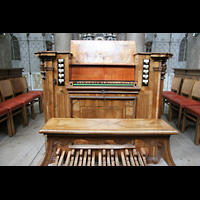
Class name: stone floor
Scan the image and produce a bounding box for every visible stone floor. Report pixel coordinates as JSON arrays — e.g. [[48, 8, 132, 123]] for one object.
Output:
[[0, 103, 200, 166]]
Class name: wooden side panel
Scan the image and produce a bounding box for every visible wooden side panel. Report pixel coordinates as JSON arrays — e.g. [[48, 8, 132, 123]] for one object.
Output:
[[57, 93, 67, 118], [137, 91, 153, 119], [48, 67, 54, 119], [42, 61, 54, 122], [134, 53, 167, 119], [53, 53, 70, 118]]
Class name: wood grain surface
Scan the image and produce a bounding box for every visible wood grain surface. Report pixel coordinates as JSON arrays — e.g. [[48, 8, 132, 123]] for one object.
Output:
[[39, 118, 178, 135]]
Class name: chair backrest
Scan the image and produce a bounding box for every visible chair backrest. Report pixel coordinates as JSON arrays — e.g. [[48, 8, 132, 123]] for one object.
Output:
[[0, 80, 14, 101], [9, 78, 24, 96], [180, 78, 195, 98], [20, 77, 29, 92], [171, 77, 182, 94], [191, 80, 200, 100]]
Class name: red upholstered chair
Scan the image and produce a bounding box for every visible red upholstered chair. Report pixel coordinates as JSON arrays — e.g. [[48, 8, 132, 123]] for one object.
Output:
[[9, 78, 35, 120], [0, 107, 13, 137], [163, 77, 182, 95], [162, 77, 182, 115], [0, 80, 25, 136], [20, 77, 43, 113], [169, 80, 200, 130], [167, 78, 195, 123], [182, 106, 200, 145]]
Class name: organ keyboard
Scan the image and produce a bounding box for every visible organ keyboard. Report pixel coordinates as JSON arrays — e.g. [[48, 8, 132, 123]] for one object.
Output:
[[69, 81, 136, 87]]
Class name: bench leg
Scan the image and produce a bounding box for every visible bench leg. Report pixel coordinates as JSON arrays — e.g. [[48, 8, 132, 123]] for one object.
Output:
[[157, 137, 176, 166]]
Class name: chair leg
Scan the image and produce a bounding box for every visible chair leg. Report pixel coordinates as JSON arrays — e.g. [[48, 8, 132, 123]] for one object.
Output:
[[178, 107, 182, 129], [194, 117, 200, 145], [31, 102, 35, 120], [9, 112, 15, 136], [7, 112, 13, 137], [22, 105, 28, 127], [168, 102, 172, 122], [39, 97, 43, 114], [181, 109, 186, 133]]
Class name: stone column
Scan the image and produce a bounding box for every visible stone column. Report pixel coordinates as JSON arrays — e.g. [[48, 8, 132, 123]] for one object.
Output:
[[54, 33, 73, 51], [186, 33, 200, 69], [0, 33, 12, 68], [126, 33, 145, 52]]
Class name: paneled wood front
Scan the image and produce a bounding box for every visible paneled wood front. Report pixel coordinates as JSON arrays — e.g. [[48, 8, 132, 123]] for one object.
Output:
[[70, 96, 137, 119]]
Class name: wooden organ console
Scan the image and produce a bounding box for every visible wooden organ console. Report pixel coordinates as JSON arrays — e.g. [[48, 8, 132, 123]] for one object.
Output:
[[35, 40, 175, 165], [35, 40, 173, 122]]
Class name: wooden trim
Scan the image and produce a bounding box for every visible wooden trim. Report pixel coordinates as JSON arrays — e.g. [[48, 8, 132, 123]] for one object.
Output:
[[69, 96, 137, 100], [153, 67, 162, 72], [68, 90, 139, 94], [70, 63, 135, 67], [68, 144, 136, 149]]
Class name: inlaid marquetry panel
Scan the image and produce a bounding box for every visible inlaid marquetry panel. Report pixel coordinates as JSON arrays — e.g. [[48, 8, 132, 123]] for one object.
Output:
[[71, 97, 136, 119]]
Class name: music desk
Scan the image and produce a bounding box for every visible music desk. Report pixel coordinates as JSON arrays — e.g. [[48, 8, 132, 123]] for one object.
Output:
[[39, 118, 178, 166]]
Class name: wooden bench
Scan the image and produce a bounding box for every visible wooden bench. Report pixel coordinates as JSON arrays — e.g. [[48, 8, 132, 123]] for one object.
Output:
[[39, 118, 178, 166]]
